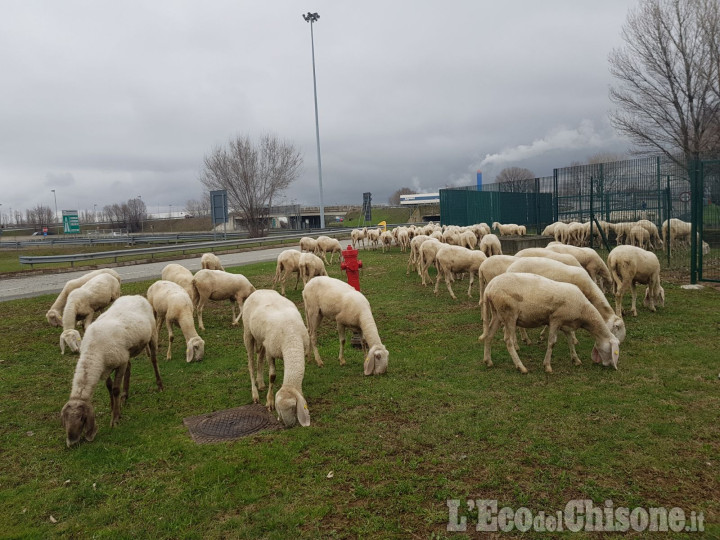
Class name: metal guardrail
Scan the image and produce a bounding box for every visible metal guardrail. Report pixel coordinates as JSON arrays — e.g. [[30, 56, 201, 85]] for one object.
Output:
[[17, 229, 353, 268]]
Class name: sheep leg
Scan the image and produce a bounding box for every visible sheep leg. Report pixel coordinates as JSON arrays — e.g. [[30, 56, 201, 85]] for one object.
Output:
[[147, 332, 164, 391], [337, 322, 347, 365], [480, 311, 502, 368], [110, 365, 127, 427], [83, 312, 94, 329], [244, 333, 260, 403], [445, 271, 458, 300], [280, 271, 286, 296], [266, 356, 276, 411], [503, 319, 529, 374], [121, 361, 131, 404], [433, 267, 444, 295], [165, 318, 174, 361], [542, 324, 560, 374], [518, 328, 532, 345], [630, 282, 638, 316], [467, 272, 475, 298], [230, 301, 239, 326], [293, 270, 300, 291], [196, 299, 206, 331], [563, 330, 581, 366], [256, 345, 266, 391], [305, 308, 325, 367]]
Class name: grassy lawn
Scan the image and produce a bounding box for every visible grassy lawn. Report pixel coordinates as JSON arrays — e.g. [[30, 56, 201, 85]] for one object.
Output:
[[0, 249, 718, 538]]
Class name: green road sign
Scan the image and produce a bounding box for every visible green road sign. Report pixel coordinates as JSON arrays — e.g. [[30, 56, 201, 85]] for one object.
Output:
[[62, 210, 80, 234]]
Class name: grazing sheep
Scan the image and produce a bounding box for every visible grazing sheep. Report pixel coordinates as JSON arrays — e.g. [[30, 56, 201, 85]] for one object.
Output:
[[479, 273, 620, 374], [545, 243, 613, 293], [514, 248, 583, 268], [406, 234, 430, 275], [366, 228, 382, 250], [433, 245, 487, 299], [661, 218, 692, 250], [506, 257, 626, 343], [147, 280, 204, 362], [46, 269, 121, 327], [458, 230, 478, 250], [273, 249, 302, 296], [242, 290, 311, 427], [299, 252, 328, 285], [380, 230, 394, 252], [60, 296, 163, 447], [479, 234, 503, 257], [59, 273, 122, 355], [628, 225, 650, 250], [315, 235, 343, 264], [553, 222, 570, 244], [303, 276, 389, 375], [636, 219, 663, 250], [200, 252, 224, 271], [299, 236, 319, 254], [419, 237, 443, 285], [396, 227, 411, 252], [607, 245, 664, 317], [192, 269, 256, 331], [441, 229, 461, 246], [477, 255, 518, 307], [161, 263, 197, 305]]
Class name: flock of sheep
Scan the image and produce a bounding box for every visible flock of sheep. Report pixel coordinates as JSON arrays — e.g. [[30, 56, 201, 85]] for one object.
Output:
[[47, 218, 676, 447], [47, 247, 389, 447]]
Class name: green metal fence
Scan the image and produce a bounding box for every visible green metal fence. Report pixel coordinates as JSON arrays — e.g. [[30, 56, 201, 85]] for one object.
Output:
[[438, 154, 718, 282]]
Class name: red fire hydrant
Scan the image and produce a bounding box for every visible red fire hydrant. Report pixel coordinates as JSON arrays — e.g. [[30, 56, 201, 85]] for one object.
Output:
[[341, 245, 363, 291]]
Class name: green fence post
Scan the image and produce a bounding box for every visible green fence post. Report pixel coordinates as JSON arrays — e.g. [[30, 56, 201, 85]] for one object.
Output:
[[666, 177, 671, 267], [690, 160, 699, 284], [589, 176, 594, 247], [553, 169, 558, 222]]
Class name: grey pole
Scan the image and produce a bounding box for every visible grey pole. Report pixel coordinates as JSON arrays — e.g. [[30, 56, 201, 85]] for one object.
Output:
[[303, 12, 325, 229], [51, 189, 58, 232]]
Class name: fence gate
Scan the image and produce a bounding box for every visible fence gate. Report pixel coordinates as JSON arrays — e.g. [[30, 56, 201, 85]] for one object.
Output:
[[694, 161, 720, 282]]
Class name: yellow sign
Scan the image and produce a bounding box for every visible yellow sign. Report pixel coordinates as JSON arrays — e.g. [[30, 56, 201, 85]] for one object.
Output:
[[378, 220, 387, 231]]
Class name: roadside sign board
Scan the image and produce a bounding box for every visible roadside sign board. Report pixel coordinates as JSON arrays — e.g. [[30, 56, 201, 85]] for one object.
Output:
[[679, 191, 690, 203], [62, 210, 80, 233], [210, 190, 228, 224]]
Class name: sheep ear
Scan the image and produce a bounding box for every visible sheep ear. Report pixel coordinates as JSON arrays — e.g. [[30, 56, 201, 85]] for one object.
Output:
[[591, 346, 601, 364], [294, 390, 311, 427], [611, 346, 619, 370], [83, 404, 97, 442], [186, 344, 194, 363]]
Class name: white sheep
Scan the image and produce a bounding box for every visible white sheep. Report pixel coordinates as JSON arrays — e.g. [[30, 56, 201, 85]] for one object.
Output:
[[147, 280, 205, 362], [479, 273, 620, 374], [514, 248, 583, 268], [545, 243, 613, 293], [607, 245, 664, 317], [60, 295, 163, 447], [433, 244, 487, 299], [636, 219, 663, 250], [458, 229, 478, 250], [59, 273, 122, 355], [506, 257, 626, 343], [406, 234, 430, 275], [419, 237, 443, 285], [396, 227, 411, 252], [492, 222, 522, 236], [380, 230, 394, 252], [351, 228, 367, 249], [315, 235, 343, 264], [479, 233, 503, 257], [161, 263, 197, 306], [302, 276, 389, 375], [477, 255, 518, 307], [662, 218, 691, 249], [46, 269, 121, 327], [200, 252, 224, 271], [366, 228, 382, 250], [191, 269, 256, 331], [299, 252, 328, 285], [272, 249, 302, 296], [242, 290, 311, 427], [628, 225, 650, 250], [299, 236, 319, 254]]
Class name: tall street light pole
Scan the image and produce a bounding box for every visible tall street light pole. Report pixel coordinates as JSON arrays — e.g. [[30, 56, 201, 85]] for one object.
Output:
[[303, 11, 325, 229], [51, 189, 58, 233]]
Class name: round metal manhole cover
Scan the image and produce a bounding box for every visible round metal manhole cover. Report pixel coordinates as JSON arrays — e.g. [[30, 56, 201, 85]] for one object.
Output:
[[183, 404, 284, 444]]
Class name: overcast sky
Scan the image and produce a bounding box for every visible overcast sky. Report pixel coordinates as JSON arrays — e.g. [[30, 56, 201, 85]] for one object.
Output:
[[0, 1, 635, 219]]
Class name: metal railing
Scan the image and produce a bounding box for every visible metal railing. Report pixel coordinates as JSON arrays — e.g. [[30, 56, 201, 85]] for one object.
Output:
[[17, 229, 353, 268]]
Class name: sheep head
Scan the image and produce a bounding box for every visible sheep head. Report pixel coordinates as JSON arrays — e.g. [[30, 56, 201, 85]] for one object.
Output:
[[186, 336, 205, 363], [644, 285, 665, 309], [46, 309, 62, 327], [61, 399, 97, 447], [60, 329, 82, 355], [364, 344, 389, 376], [591, 337, 620, 370], [275, 387, 310, 428]]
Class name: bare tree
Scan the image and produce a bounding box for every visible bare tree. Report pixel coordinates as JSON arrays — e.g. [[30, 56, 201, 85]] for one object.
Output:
[[200, 134, 303, 237], [495, 167, 536, 192], [186, 194, 211, 217], [389, 187, 417, 205], [101, 198, 147, 232], [609, 0, 720, 166], [26, 205, 54, 229]]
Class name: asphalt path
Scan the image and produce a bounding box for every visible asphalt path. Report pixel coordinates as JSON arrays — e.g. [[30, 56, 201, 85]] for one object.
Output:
[[0, 245, 299, 302]]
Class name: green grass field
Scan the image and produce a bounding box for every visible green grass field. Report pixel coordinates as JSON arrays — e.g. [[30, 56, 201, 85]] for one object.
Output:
[[0, 250, 718, 538]]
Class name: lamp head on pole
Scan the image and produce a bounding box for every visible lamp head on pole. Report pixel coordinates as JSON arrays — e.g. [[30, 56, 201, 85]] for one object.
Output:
[[303, 12, 319, 23]]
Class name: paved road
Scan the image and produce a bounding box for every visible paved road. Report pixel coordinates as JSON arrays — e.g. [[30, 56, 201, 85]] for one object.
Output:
[[0, 246, 296, 302]]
